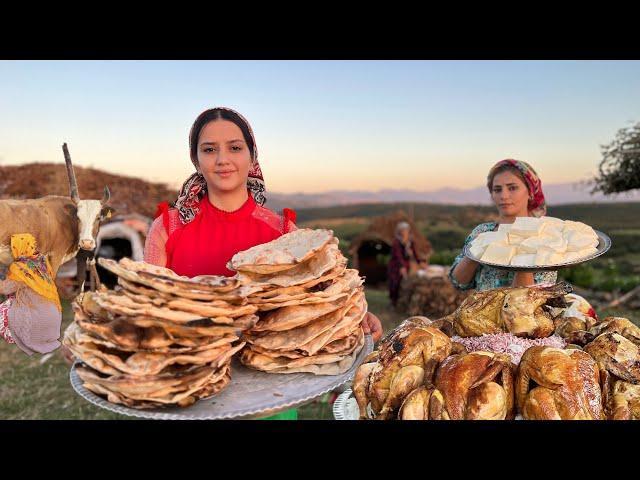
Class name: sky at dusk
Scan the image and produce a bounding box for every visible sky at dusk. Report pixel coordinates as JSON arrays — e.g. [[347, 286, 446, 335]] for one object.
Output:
[[1, 60, 638, 193]]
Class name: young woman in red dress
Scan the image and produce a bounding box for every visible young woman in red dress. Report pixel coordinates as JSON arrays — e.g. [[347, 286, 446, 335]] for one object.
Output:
[[144, 107, 383, 419]]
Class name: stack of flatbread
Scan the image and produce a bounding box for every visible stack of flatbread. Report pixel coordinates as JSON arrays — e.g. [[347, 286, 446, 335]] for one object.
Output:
[[229, 229, 368, 375], [63, 258, 257, 409]]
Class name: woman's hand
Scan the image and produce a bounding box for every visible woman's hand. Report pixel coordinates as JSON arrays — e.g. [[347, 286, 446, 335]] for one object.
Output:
[[450, 256, 480, 286], [400, 267, 408, 278], [362, 311, 383, 342]]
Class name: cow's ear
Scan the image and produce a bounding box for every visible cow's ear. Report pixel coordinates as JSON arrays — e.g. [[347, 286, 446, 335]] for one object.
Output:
[[101, 206, 115, 220], [64, 204, 77, 216]]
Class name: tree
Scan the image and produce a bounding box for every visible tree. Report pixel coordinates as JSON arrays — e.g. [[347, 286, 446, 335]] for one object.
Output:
[[592, 121, 640, 194]]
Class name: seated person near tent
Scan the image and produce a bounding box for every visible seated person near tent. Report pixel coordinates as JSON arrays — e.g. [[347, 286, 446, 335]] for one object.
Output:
[[0, 233, 63, 355], [387, 221, 428, 307], [143, 107, 383, 419]]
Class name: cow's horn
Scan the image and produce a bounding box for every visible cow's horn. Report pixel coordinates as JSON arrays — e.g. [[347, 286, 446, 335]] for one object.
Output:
[[101, 185, 111, 205], [62, 143, 80, 203]]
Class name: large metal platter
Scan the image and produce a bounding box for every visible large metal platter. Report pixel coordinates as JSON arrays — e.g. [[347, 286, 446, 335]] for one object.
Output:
[[70, 335, 373, 420], [464, 230, 611, 272]]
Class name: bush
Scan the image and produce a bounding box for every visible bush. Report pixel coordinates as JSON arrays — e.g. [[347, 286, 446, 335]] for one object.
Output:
[[560, 264, 595, 288], [430, 250, 458, 266]]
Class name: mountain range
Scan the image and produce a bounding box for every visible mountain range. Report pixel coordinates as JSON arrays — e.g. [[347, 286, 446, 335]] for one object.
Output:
[[267, 182, 640, 211]]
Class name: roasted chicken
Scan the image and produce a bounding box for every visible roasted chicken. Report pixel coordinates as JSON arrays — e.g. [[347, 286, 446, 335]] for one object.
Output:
[[429, 351, 514, 420], [516, 346, 604, 420], [589, 317, 640, 347], [398, 385, 437, 420], [352, 319, 452, 419], [446, 282, 572, 338], [584, 331, 640, 420], [609, 379, 640, 420]]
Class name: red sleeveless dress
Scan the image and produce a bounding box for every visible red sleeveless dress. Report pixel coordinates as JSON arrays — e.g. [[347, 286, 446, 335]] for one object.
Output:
[[150, 195, 296, 277]]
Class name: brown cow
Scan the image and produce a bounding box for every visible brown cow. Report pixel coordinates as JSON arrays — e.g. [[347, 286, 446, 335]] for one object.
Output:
[[0, 143, 113, 279]]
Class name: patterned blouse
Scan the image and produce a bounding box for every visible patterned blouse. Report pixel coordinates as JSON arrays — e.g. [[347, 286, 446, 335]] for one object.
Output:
[[449, 222, 557, 291]]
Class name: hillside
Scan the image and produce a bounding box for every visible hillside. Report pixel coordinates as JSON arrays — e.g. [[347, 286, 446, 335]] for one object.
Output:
[[0, 163, 178, 218]]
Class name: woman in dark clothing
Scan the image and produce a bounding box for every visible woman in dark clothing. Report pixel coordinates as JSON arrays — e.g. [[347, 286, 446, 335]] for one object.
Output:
[[387, 222, 427, 307]]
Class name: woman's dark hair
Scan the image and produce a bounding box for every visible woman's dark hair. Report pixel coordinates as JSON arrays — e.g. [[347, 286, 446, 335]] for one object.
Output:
[[487, 164, 529, 193], [189, 108, 255, 166]]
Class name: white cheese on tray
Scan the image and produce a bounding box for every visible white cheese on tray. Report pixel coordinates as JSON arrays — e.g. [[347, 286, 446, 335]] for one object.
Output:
[[481, 244, 516, 264]]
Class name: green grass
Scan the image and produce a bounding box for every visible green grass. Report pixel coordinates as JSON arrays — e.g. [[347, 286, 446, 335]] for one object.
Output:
[[0, 289, 406, 420]]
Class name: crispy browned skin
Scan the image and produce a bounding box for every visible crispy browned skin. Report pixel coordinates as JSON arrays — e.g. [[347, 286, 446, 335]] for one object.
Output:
[[398, 385, 435, 420], [554, 316, 598, 345], [447, 289, 508, 337], [448, 282, 571, 338], [587, 328, 640, 420], [610, 379, 640, 420], [352, 320, 451, 420], [433, 352, 514, 420], [516, 346, 604, 420], [584, 332, 640, 385], [589, 317, 640, 346]]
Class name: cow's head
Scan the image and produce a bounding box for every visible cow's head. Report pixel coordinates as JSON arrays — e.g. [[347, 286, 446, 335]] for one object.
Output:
[[63, 143, 114, 252]]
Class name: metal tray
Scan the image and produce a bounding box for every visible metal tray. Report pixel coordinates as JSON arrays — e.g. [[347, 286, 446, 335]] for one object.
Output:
[[464, 229, 611, 272], [70, 335, 373, 420]]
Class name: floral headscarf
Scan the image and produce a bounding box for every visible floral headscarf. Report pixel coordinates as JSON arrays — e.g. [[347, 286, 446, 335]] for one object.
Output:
[[173, 107, 266, 225], [487, 159, 547, 217]]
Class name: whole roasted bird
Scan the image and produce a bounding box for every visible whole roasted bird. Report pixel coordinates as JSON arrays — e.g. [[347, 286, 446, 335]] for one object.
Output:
[[353, 318, 452, 420], [516, 346, 604, 420], [431, 351, 514, 420], [444, 282, 572, 339], [584, 331, 640, 420]]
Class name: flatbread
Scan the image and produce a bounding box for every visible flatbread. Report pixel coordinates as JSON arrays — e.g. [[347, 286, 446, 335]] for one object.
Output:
[[70, 340, 242, 376], [240, 331, 365, 375], [252, 291, 351, 312], [296, 292, 367, 355], [79, 366, 231, 408], [230, 228, 334, 271], [238, 243, 341, 288], [65, 320, 236, 354], [118, 257, 240, 292], [249, 299, 347, 333], [99, 258, 257, 301], [242, 302, 353, 351], [92, 291, 250, 324], [118, 278, 248, 307]]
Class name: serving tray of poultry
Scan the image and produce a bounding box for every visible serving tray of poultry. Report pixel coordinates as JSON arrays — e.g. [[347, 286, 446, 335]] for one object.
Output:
[[342, 282, 640, 420]]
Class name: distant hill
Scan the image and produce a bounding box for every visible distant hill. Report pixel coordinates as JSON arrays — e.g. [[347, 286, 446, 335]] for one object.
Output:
[[295, 201, 640, 233], [0, 163, 178, 219]]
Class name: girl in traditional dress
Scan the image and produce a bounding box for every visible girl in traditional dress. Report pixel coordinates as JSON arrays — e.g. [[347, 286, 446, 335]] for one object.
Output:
[[449, 159, 557, 292], [144, 107, 383, 418]]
